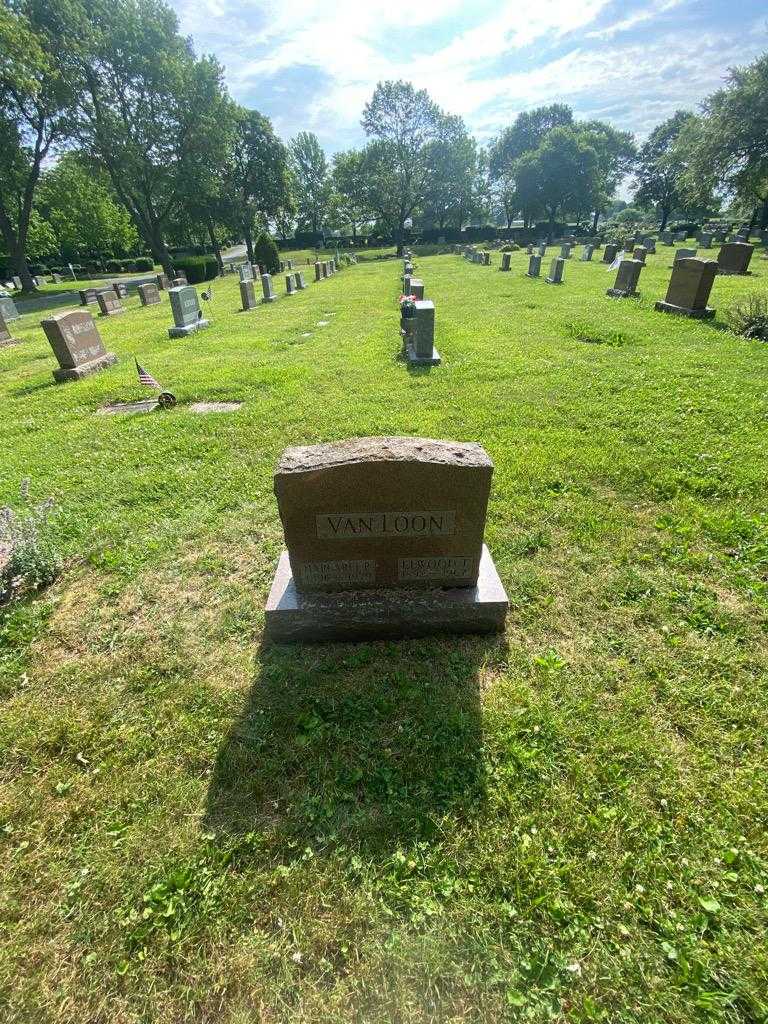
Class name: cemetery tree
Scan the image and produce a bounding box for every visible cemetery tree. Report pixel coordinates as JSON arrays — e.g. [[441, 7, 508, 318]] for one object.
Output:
[[223, 106, 291, 264], [360, 80, 444, 252], [289, 131, 331, 235], [633, 110, 698, 231], [330, 150, 370, 237], [515, 128, 601, 240], [0, 0, 76, 291], [580, 121, 636, 231], [72, 0, 230, 276], [694, 52, 768, 232], [421, 115, 477, 230], [491, 104, 574, 168], [37, 152, 138, 261]]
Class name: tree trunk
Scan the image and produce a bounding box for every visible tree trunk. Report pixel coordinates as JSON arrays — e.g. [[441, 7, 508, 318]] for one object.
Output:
[[0, 203, 36, 292], [760, 196, 768, 231], [592, 209, 600, 233], [748, 205, 760, 234], [659, 207, 670, 232], [243, 221, 255, 263], [547, 208, 555, 243], [207, 219, 224, 270]]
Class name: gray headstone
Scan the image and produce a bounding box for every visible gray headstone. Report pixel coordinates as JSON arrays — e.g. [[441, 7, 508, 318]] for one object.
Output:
[[314, 261, 322, 282], [402, 300, 440, 365], [138, 283, 161, 306], [97, 289, 124, 316], [168, 285, 209, 337], [239, 262, 254, 283], [560, 244, 571, 259], [285, 273, 296, 295], [240, 279, 258, 310], [546, 257, 564, 284], [0, 295, 19, 321], [527, 254, 541, 277], [655, 257, 717, 319], [79, 288, 98, 306], [261, 273, 276, 302], [717, 242, 754, 275], [501, 252, 511, 271], [607, 259, 643, 298], [581, 245, 594, 261], [296, 271, 306, 290]]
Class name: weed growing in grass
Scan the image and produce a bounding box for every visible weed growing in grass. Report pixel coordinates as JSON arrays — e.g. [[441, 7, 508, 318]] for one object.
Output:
[[0, 479, 60, 604], [564, 319, 630, 346], [726, 293, 768, 340]]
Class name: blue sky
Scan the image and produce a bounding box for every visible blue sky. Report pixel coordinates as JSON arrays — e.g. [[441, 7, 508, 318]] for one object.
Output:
[[171, 0, 767, 156]]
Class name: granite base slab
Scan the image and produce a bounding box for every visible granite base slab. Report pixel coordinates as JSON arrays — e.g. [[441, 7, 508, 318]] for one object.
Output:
[[606, 288, 639, 298], [406, 343, 441, 366], [265, 544, 508, 643], [168, 318, 210, 338], [654, 301, 715, 319], [52, 352, 118, 382], [544, 278, 562, 285]]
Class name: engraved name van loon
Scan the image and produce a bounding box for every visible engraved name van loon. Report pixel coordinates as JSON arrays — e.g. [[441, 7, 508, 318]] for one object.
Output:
[[317, 510, 455, 539]]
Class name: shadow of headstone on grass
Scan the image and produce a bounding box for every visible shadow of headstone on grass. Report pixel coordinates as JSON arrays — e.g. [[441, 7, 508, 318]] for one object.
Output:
[[205, 635, 504, 856]]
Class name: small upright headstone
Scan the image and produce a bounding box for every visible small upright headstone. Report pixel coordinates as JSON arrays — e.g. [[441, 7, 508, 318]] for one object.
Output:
[[483, 252, 491, 266], [607, 259, 643, 298], [402, 300, 439, 366], [674, 231, 686, 242], [261, 273, 277, 303], [546, 257, 564, 284], [79, 288, 98, 306], [660, 231, 673, 246], [314, 261, 322, 282], [97, 289, 124, 316], [581, 245, 594, 261], [642, 236, 656, 254], [410, 278, 425, 300], [138, 283, 161, 306], [717, 242, 754, 275], [264, 436, 508, 642], [525, 245, 533, 256], [41, 310, 118, 382], [602, 244, 618, 264], [538, 244, 547, 257], [560, 244, 572, 259], [632, 246, 647, 264], [240, 279, 258, 310], [699, 232, 713, 248], [321, 262, 329, 279], [156, 273, 170, 291], [295, 271, 307, 290], [527, 254, 541, 278], [285, 273, 296, 295], [112, 281, 128, 299], [168, 285, 210, 337], [0, 309, 21, 346], [0, 294, 19, 322], [673, 247, 698, 266], [239, 262, 253, 283], [501, 252, 511, 271], [171, 277, 187, 288], [12, 275, 22, 290], [655, 258, 717, 319]]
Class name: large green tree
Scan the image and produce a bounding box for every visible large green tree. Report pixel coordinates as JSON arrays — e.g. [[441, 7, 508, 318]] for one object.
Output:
[[693, 52, 768, 232], [633, 110, 699, 230], [421, 115, 477, 230], [289, 131, 331, 234], [360, 80, 444, 251], [580, 120, 636, 231], [0, 0, 76, 290], [222, 106, 291, 263], [37, 152, 138, 260], [330, 150, 370, 237], [71, 0, 230, 275]]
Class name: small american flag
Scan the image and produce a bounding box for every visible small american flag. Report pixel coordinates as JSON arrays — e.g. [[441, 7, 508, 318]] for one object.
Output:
[[135, 358, 161, 390]]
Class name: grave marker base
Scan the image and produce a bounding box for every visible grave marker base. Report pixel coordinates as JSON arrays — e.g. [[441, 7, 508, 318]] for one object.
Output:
[[654, 300, 715, 319], [606, 287, 640, 298], [716, 269, 752, 276], [52, 351, 117, 382], [265, 544, 508, 643], [406, 342, 441, 366], [168, 318, 211, 338], [545, 277, 562, 285]]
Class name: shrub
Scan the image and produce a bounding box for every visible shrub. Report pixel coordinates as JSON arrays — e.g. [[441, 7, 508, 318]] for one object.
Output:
[[0, 480, 61, 605], [173, 255, 218, 284], [500, 243, 520, 252], [134, 257, 154, 272], [254, 232, 280, 275], [105, 259, 122, 273], [726, 294, 768, 340]]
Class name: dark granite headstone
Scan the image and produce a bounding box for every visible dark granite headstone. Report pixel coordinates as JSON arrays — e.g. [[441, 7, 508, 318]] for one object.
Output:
[[264, 436, 508, 641], [602, 244, 618, 264], [402, 300, 439, 365], [632, 246, 647, 264], [655, 258, 717, 319], [607, 259, 643, 298], [527, 254, 541, 277], [501, 252, 511, 271], [156, 273, 170, 291], [314, 261, 322, 282], [717, 242, 754, 275], [112, 281, 128, 299], [79, 288, 98, 306], [41, 309, 117, 382], [295, 271, 307, 290]]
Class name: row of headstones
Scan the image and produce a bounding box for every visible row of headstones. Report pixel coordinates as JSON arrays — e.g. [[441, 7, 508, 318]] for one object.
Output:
[[239, 257, 337, 310], [399, 253, 439, 366]]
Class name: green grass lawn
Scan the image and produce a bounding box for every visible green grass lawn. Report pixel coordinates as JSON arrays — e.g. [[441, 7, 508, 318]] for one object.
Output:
[[1, 247, 768, 1023]]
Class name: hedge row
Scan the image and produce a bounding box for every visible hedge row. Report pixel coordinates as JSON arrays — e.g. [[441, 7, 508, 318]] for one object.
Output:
[[172, 255, 219, 284]]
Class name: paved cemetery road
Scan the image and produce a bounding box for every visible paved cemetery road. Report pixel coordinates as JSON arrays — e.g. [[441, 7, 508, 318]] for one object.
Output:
[[13, 274, 160, 315]]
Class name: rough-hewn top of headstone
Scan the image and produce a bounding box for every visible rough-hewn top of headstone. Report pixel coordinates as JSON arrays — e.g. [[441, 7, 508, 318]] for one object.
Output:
[[277, 436, 492, 474]]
